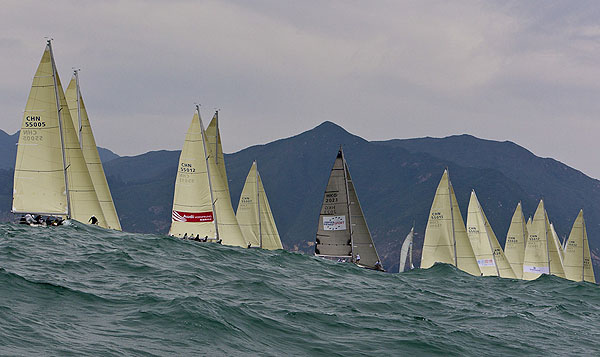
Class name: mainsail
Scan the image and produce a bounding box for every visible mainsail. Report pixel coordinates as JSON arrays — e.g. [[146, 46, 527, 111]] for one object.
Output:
[[169, 109, 217, 239], [13, 41, 106, 227], [236, 161, 283, 250], [315, 148, 382, 270], [504, 202, 528, 279], [205, 113, 246, 247], [65, 72, 121, 230], [466, 191, 516, 278], [523, 200, 565, 280], [563, 210, 595, 283], [421, 170, 481, 276], [13, 42, 69, 216], [399, 226, 414, 273]]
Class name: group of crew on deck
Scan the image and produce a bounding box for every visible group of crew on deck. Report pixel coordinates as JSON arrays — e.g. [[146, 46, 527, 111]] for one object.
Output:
[[19, 214, 101, 227], [19, 214, 64, 227], [181, 233, 222, 244]]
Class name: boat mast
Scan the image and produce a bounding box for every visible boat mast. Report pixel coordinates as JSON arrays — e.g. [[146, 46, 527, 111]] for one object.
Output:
[[340, 148, 354, 260], [48, 40, 71, 219], [448, 169, 457, 267], [544, 204, 551, 275], [74, 69, 83, 145], [520, 202, 527, 251], [256, 161, 262, 248], [582, 211, 586, 281], [198, 105, 219, 240], [214, 111, 219, 166]]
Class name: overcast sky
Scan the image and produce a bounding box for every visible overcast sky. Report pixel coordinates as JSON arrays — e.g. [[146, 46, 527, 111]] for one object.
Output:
[[2, 0, 600, 178]]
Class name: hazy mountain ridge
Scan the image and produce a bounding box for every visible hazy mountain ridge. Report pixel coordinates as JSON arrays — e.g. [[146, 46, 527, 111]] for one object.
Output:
[[0, 123, 598, 275]]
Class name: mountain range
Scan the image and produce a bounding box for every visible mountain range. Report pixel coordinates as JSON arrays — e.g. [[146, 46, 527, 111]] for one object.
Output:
[[0, 122, 598, 275]]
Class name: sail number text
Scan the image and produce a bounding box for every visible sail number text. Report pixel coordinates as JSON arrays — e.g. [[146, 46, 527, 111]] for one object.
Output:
[[24, 116, 46, 128], [21, 129, 43, 142], [180, 163, 196, 173], [324, 192, 338, 203]]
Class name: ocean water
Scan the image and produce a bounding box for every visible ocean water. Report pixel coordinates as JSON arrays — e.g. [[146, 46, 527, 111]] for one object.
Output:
[[0, 222, 598, 356]]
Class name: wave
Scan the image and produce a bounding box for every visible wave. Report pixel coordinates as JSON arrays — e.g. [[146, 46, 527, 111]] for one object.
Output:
[[0, 223, 598, 355]]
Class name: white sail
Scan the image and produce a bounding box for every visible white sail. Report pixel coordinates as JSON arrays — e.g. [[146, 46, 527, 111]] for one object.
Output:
[[13, 42, 69, 216], [421, 170, 480, 276], [236, 161, 283, 250], [399, 227, 414, 273], [466, 191, 516, 278], [563, 210, 596, 283], [546, 214, 565, 278], [504, 202, 528, 279], [523, 200, 565, 280], [168, 109, 217, 239], [65, 73, 121, 230], [205, 114, 246, 247], [315, 149, 382, 270]]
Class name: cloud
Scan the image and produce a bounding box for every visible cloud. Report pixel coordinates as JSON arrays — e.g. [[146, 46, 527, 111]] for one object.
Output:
[[1, 0, 600, 179]]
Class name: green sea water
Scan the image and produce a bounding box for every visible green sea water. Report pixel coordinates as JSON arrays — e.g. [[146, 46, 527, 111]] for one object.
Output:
[[0, 222, 598, 356]]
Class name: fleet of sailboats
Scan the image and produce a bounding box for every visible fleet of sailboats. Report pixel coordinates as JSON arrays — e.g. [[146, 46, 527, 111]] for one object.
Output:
[[10, 41, 599, 282]]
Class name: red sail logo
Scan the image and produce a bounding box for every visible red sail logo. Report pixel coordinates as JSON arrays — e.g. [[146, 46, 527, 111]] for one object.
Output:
[[172, 210, 214, 223]]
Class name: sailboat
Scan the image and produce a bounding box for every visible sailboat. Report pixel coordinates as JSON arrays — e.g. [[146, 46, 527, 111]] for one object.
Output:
[[205, 112, 247, 247], [314, 148, 383, 271], [522, 200, 565, 280], [168, 107, 246, 247], [13, 40, 107, 227], [563, 210, 596, 283], [236, 161, 283, 250], [65, 70, 121, 230], [421, 170, 481, 276], [466, 191, 516, 278], [504, 202, 528, 279], [398, 226, 414, 273]]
